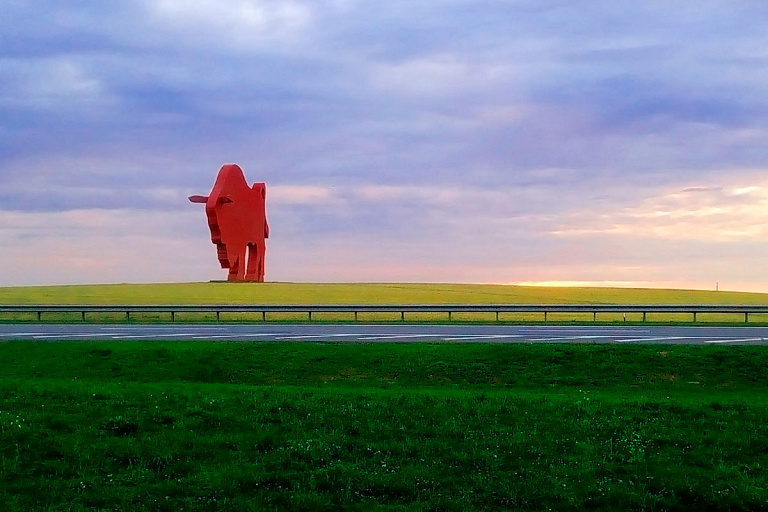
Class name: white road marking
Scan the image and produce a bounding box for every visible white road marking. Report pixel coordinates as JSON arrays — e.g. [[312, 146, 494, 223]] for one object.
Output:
[[116, 333, 283, 339], [518, 329, 651, 334], [275, 335, 328, 339], [614, 336, 694, 343], [30, 333, 122, 339], [525, 336, 616, 342], [2, 332, 51, 336], [441, 335, 522, 341], [190, 334, 288, 339], [100, 326, 200, 331], [704, 338, 765, 344], [321, 333, 369, 337], [236, 333, 289, 337], [356, 334, 436, 340], [113, 334, 201, 339], [274, 334, 367, 340]]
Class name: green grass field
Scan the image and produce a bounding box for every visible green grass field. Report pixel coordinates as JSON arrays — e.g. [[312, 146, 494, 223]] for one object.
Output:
[[2, 282, 768, 324], [3, 341, 768, 511]]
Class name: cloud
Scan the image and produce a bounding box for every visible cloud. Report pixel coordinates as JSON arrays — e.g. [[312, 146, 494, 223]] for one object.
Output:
[[268, 185, 340, 205], [0, 208, 214, 285], [151, 0, 312, 43], [550, 173, 768, 241]]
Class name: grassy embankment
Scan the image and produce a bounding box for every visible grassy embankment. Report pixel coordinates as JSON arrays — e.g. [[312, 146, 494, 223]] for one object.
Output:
[[3, 341, 768, 511], [2, 282, 768, 323]]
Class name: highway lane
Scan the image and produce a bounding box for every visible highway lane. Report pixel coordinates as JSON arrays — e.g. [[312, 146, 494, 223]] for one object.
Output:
[[1, 323, 768, 344]]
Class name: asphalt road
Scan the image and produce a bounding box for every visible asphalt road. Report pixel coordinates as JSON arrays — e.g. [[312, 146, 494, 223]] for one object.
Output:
[[2, 323, 768, 344]]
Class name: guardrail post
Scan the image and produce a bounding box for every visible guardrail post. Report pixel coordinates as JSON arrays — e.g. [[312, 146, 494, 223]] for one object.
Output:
[[171, 311, 175, 322], [216, 311, 220, 322], [693, 312, 697, 323], [643, 312, 646, 323], [82, 311, 86, 322], [495, 311, 499, 322], [448, 311, 452, 322], [593, 312, 596, 322], [745, 312, 749, 324], [401, 311, 405, 322], [126, 311, 130, 322], [262, 311, 266, 322], [354, 311, 358, 322], [37, 311, 41, 321], [308, 311, 312, 322], [544, 312, 547, 322]]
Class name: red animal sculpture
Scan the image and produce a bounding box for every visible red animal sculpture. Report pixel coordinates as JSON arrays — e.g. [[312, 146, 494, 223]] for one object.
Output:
[[189, 164, 269, 282]]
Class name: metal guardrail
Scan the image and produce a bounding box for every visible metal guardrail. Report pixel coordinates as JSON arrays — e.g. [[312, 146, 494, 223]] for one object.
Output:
[[1, 304, 768, 322]]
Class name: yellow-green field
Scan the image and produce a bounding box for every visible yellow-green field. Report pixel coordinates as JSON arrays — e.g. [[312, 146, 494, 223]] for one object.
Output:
[[2, 281, 768, 305], [1, 282, 768, 323]]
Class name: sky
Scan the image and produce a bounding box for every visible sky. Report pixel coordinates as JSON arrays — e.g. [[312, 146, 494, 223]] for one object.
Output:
[[3, 0, 768, 291]]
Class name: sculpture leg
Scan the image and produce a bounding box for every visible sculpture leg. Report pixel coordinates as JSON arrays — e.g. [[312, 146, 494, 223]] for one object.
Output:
[[227, 257, 239, 281], [256, 241, 266, 282], [245, 243, 260, 281], [228, 250, 248, 281]]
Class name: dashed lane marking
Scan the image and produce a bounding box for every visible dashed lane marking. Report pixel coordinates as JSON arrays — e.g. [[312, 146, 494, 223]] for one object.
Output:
[[524, 336, 617, 342], [100, 326, 205, 330], [613, 336, 697, 343], [2, 332, 55, 337], [441, 335, 522, 341], [356, 334, 438, 340], [517, 329, 652, 334], [273, 334, 368, 340], [111, 333, 205, 339], [188, 334, 289, 339], [214, 333, 282, 336], [145, 333, 196, 337], [30, 333, 123, 339], [704, 338, 765, 344]]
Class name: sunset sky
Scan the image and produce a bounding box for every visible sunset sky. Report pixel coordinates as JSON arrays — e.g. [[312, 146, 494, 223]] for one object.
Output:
[[3, 1, 768, 291]]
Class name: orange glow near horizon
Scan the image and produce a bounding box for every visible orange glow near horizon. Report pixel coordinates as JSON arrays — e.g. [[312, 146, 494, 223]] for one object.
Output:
[[512, 281, 768, 294]]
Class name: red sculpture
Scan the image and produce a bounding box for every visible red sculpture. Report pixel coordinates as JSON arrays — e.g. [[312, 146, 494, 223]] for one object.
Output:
[[189, 164, 269, 282]]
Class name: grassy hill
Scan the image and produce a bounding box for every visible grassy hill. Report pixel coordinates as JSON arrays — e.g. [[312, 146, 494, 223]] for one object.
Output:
[[1, 281, 767, 305], [2, 282, 767, 323]]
